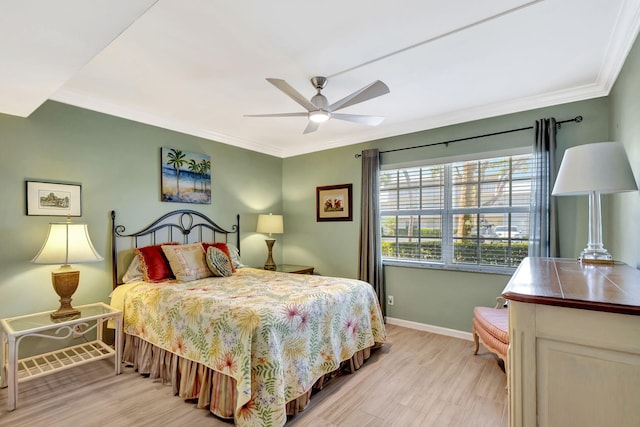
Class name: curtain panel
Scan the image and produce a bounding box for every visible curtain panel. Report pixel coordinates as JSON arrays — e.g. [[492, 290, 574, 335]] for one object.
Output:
[[358, 148, 385, 317], [529, 118, 559, 258]]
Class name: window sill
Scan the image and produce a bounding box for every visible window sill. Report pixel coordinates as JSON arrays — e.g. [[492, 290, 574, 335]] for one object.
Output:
[[382, 259, 516, 275]]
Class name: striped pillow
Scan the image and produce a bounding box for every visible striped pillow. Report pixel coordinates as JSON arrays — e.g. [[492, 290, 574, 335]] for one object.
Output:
[[206, 246, 234, 277], [201, 242, 235, 272]]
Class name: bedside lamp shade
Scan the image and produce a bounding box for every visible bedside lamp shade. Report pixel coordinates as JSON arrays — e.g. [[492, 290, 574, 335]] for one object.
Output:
[[552, 142, 637, 195], [32, 223, 103, 265], [32, 222, 103, 320], [256, 213, 283, 270], [256, 214, 284, 236], [552, 142, 637, 262]]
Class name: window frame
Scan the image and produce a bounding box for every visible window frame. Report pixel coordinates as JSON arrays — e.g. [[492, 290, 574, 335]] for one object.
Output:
[[380, 147, 532, 275]]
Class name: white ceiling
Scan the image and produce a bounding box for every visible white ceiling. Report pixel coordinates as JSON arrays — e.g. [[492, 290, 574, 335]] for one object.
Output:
[[3, 0, 640, 158]]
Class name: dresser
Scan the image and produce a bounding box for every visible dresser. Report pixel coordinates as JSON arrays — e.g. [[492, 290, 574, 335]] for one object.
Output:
[[502, 258, 640, 427]]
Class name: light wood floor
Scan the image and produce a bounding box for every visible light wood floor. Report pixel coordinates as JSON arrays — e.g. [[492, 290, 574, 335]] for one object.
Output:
[[0, 324, 507, 427]]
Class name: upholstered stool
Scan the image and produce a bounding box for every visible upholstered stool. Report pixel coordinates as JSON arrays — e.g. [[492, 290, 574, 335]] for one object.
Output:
[[472, 299, 509, 374]]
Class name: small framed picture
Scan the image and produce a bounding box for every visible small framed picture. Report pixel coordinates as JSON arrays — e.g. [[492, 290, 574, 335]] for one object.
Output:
[[26, 181, 82, 216], [316, 184, 353, 222]]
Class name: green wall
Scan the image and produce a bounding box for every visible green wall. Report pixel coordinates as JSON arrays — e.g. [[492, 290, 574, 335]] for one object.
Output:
[[283, 97, 611, 332], [610, 32, 640, 269], [2, 32, 639, 348], [0, 101, 283, 327]]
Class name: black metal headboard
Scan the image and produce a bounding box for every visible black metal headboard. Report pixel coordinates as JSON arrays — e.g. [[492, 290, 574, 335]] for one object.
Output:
[[111, 209, 240, 288]]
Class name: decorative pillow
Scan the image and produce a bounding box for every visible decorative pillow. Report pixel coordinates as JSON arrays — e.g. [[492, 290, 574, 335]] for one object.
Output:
[[227, 243, 246, 269], [135, 242, 178, 282], [122, 256, 143, 283], [206, 246, 234, 277], [162, 243, 211, 282], [201, 242, 235, 272]]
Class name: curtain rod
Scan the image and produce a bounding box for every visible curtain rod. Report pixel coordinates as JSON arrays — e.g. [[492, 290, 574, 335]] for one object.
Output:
[[354, 115, 582, 158]]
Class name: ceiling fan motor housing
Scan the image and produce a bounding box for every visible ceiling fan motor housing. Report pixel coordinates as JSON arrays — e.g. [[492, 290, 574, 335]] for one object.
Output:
[[310, 93, 328, 109], [310, 76, 328, 90], [310, 77, 329, 110]]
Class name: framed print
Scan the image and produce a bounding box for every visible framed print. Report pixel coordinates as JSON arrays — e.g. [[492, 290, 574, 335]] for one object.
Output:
[[161, 147, 211, 204], [316, 184, 352, 222], [26, 181, 82, 216]]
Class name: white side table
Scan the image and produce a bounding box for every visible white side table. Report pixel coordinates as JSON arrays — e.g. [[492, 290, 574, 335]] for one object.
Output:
[[0, 302, 122, 411]]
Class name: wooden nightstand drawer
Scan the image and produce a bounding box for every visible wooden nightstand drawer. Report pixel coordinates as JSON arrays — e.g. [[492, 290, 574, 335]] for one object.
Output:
[[275, 264, 314, 275]]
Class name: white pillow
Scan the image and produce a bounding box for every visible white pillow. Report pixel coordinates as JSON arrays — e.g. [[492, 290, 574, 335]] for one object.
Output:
[[226, 243, 246, 269], [122, 256, 143, 283]]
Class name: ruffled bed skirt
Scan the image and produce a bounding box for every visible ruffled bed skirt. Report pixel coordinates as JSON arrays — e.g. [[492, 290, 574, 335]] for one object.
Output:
[[122, 334, 377, 421]]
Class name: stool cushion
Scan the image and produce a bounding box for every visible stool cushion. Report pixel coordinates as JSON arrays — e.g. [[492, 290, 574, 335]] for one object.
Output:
[[473, 306, 509, 344]]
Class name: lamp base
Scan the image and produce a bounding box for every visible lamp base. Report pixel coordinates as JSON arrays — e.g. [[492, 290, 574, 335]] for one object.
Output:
[[50, 308, 81, 321], [578, 192, 614, 265], [263, 239, 276, 271], [50, 266, 81, 321], [579, 249, 614, 265]]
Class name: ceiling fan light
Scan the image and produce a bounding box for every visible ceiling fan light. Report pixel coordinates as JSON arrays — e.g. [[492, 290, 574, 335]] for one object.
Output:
[[309, 110, 330, 123]]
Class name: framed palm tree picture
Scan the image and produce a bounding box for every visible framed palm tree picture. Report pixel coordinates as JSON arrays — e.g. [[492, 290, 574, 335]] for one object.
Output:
[[161, 147, 211, 204]]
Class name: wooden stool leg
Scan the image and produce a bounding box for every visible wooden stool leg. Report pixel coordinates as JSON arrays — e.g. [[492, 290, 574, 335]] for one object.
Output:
[[472, 325, 480, 355]]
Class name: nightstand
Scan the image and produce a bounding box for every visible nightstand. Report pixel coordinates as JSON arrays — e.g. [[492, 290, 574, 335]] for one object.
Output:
[[0, 302, 122, 411], [276, 264, 314, 275]]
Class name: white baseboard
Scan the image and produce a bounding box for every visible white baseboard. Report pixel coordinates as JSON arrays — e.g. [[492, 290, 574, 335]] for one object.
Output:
[[385, 316, 473, 342]]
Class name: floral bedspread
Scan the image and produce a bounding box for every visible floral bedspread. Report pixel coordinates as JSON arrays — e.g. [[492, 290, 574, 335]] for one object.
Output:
[[112, 268, 386, 426]]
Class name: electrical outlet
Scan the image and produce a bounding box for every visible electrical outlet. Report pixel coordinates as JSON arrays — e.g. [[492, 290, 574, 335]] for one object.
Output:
[[387, 295, 394, 306], [72, 324, 85, 338]]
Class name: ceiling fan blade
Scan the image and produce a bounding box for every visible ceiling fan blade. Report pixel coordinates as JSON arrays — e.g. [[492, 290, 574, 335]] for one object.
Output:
[[244, 112, 308, 118], [266, 78, 317, 112], [328, 80, 390, 112], [303, 121, 320, 134], [331, 113, 385, 126]]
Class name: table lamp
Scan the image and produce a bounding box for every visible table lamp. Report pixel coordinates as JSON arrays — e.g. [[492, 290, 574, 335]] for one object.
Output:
[[256, 213, 283, 270], [32, 219, 104, 320], [552, 142, 637, 263]]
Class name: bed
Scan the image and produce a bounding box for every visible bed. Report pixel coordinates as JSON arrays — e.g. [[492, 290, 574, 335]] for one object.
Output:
[[109, 209, 386, 426]]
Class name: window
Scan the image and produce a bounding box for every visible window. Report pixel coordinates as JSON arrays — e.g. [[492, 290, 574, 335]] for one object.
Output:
[[380, 152, 533, 272]]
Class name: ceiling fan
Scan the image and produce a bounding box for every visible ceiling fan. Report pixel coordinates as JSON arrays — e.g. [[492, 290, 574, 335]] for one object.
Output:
[[245, 76, 390, 134]]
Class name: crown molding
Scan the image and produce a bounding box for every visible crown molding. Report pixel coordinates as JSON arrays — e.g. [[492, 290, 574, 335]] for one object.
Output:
[[50, 88, 286, 158], [596, 0, 640, 92], [280, 82, 610, 158], [52, 61, 626, 160]]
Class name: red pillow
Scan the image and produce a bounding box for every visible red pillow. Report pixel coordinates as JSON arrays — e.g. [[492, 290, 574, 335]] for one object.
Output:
[[135, 242, 178, 282], [201, 242, 235, 272]]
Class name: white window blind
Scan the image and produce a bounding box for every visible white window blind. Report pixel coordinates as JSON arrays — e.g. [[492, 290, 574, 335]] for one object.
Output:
[[380, 152, 533, 272]]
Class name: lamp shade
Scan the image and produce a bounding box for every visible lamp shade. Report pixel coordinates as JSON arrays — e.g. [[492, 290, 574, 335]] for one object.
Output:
[[32, 222, 103, 265], [256, 214, 284, 236], [552, 142, 638, 195]]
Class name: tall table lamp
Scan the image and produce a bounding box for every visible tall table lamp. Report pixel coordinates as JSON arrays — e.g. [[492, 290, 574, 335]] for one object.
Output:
[[32, 219, 104, 320], [256, 213, 283, 270], [552, 141, 637, 263]]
